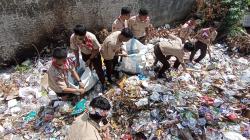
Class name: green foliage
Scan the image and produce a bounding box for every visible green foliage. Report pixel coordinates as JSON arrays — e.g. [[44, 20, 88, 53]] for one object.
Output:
[[15, 64, 30, 73], [220, 0, 248, 37]]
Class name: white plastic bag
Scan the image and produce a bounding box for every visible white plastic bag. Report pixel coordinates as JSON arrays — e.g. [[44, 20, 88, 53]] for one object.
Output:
[[69, 67, 98, 92], [121, 54, 146, 74], [121, 38, 148, 74], [80, 67, 98, 92]]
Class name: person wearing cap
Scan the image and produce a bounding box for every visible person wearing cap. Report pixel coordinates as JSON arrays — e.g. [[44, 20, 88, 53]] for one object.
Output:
[[70, 24, 107, 92], [128, 8, 151, 43], [112, 7, 131, 32], [190, 26, 217, 63], [48, 47, 85, 98], [154, 33, 188, 78], [66, 96, 112, 140], [101, 28, 133, 83]]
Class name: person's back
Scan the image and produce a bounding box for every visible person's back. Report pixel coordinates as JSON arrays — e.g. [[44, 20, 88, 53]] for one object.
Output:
[[66, 113, 102, 140], [66, 96, 112, 140]]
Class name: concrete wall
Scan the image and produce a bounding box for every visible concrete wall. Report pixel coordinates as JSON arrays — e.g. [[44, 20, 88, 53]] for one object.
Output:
[[0, 0, 195, 67]]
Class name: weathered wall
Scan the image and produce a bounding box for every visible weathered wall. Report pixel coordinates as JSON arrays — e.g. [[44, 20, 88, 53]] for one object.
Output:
[[0, 0, 195, 67]]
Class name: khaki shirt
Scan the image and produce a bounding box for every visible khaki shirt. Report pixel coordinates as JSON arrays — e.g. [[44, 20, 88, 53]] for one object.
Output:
[[70, 32, 101, 55], [128, 15, 150, 38], [66, 113, 102, 140], [159, 35, 184, 63], [179, 22, 195, 41], [196, 28, 218, 45], [48, 61, 74, 93], [101, 31, 122, 60], [112, 17, 128, 32]]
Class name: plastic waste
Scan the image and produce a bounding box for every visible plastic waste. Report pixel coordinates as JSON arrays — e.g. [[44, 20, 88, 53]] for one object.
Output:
[[71, 99, 87, 115], [135, 98, 149, 107], [24, 111, 37, 122]]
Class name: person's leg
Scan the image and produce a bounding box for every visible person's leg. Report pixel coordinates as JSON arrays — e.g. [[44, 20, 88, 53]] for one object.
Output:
[[113, 56, 119, 79], [81, 53, 92, 69], [104, 59, 113, 82], [194, 42, 207, 63], [173, 57, 181, 69], [91, 53, 106, 85], [189, 42, 200, 62], [154, 44, 170, 77]]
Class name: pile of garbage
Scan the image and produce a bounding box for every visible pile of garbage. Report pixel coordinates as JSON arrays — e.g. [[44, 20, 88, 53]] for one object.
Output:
[[0, 41, 249, 140], [227, 35, 250, 55]]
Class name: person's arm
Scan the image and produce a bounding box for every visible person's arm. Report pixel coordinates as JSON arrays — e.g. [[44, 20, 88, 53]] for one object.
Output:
[[70, 37, 80, 67], [70, 68, 85, 88], [86, 35, 101, 66], [62, 88, 83, 94]]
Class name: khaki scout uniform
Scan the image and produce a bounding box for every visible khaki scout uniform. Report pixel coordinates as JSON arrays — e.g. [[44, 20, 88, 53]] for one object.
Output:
[[101, 31, 122, 60], [48, 61, 74, 93], [154, 35, 184, 75], [101, 31, 122, 80], [70, 32, 101, 54], [66, 113, 102, 140], [128, 15, 150, 38], [112, 17, 128, 32], [70, 32, 105, 84]]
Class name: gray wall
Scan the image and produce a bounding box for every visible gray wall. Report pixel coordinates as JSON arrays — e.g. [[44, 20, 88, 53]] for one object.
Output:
[[0, 0, 195, 67]]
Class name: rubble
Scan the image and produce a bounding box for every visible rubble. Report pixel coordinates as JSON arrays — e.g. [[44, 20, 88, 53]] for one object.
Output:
[[0, 40, 249, 139]]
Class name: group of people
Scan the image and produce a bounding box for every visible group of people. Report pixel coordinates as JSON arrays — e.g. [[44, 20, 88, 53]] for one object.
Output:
[[48, 7, 152, 98], [48, 6, 218, 98], [46, 6, 218, 140]]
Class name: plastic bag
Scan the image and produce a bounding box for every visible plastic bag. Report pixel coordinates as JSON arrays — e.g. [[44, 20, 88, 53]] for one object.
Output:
[[121, 54, 146, 74], [120, 38, 148, 74], [71, 99, 87, 115], [80, 67, 98, 92], [68, 67, 98, 92]]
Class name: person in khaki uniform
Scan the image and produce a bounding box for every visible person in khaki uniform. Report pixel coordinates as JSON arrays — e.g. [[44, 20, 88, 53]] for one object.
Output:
[[101, 28, 133, 83], [128, 8, 151, 43], [190, 26, 218, 63], [179, 18, 197, 43], [48, 47, 85, 98], [112, 7, 131, 32], [66, 96, 112, 140], [154, 34, 187, 78], [70, 24, 107, 92]]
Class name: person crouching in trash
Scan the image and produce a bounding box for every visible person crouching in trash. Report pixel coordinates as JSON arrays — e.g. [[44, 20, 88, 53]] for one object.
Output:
[[66, 96, 112, 140], [189, 26, 218, 64], [153, 33, 189, 78], [48, 47, 85, 100]]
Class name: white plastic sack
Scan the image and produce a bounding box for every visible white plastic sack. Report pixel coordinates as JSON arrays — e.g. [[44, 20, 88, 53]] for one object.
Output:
[[240, 68, 250, 84], [121, 38, 148, 74], [19, 87, 41, 99], [222, 131, 247, 140], [121, 54, 146, 74], [68, 67, 98, 92], [123, 38, 147, 55]]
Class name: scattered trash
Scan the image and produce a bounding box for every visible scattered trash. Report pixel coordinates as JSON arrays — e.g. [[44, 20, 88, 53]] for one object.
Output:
[[0, 37, 249, 139]]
